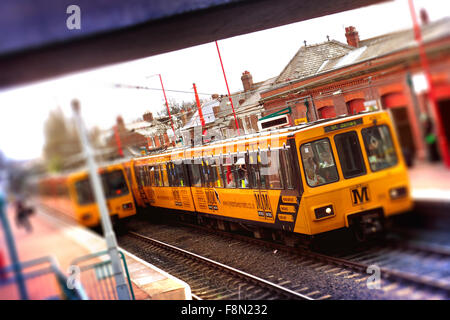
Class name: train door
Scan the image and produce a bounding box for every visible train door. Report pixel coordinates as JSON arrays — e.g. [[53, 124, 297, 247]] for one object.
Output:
[[248, 150, 275, 223], [134, 163, 149, 207]]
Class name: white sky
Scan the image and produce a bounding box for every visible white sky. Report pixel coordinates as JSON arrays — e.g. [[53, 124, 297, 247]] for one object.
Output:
[[0, 0, 448, 161]]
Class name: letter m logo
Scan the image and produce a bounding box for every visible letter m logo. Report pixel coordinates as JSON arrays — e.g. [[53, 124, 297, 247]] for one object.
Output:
[[351, 185, 370, 205]]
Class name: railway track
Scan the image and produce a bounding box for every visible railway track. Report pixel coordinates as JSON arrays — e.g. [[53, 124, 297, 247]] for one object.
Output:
[[168, 219, 450, 299], [122, 231, 314, 300]]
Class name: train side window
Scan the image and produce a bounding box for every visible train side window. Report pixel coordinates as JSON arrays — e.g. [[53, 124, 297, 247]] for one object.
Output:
[[248, 151, 260, 189], [222, 155, 236, 188], [210, 157, 223, 188], [260, 150, 283, 189], [167, 162, 176, 187], [161, 163, 169, 186], [361, 125, 398, 172], [235, 154, 249, 188], [148, 166, 155, 186], [300, 138, 339, 187], [189, 160, 203, 187], [154, 165, 162, 187], [334, 131, 366, 179], [280, 147, 295, 189], [138, 165, 146, 187], [174, 162, 185, 187], [144, 166, 151, 186]]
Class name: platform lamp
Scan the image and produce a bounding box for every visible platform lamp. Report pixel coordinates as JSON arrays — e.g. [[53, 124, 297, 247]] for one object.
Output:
[[71, 99, 131, 300]]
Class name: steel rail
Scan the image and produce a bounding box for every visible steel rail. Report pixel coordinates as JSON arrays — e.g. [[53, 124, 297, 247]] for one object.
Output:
[[128, 231, 313, 300]]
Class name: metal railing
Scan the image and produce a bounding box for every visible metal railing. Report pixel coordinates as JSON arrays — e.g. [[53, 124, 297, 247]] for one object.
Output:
[[0, 255, 88, 300], [70, 250, 135, 300]]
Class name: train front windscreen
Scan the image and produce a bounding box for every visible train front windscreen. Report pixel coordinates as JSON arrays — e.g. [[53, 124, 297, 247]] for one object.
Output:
[[74, 170, 129, 205]]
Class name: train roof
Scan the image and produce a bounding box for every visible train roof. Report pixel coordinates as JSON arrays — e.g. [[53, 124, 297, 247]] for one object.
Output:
[[133, 110, 387, 161]]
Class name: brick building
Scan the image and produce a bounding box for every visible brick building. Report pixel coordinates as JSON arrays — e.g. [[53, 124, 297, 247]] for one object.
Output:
[[106, 112, 173, 158], [259, 17, 450, 166]]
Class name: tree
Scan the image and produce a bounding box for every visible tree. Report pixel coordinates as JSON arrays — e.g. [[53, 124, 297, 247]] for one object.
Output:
[[42, 108, 82, 172]]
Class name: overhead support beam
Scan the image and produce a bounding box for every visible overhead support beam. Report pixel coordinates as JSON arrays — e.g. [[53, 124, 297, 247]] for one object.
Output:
[[0, 0, 387, 88]]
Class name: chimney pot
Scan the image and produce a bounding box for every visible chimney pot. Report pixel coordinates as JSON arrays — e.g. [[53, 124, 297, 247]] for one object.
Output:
[[420, 8, 429, 25], [143, 112, 154, 122], [241, 71, 253, 92], [345, 26, 360, 47]]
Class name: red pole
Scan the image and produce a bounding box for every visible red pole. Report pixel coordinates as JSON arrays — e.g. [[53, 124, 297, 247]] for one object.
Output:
[[193, 83, 207, 135], [215, 40, 241, 135], [114, 125, 124, 157], [408, 0, 450, 167], [159, 74, 177, 139]]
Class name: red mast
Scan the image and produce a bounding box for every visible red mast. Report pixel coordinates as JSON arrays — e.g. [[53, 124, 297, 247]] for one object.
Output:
[[193, 83, 207, 135], [215, 40, 240, 135], [113, 125, 124, 157], [158, 74, 176, 139], [408, 0, 450, 167]]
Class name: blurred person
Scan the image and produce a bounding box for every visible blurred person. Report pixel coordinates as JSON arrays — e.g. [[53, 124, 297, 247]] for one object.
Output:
[[0, 249, 6, 281], [237, 164, 249, 188], [14, 196, 34, 233], [306, 168, 325, 186]]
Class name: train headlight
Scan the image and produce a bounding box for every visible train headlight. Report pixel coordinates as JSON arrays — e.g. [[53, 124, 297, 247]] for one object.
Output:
[[122, 202, 133, 210], [81, 213, 92, 221], [314, 205, 334, 220], [389, 187, 407, 200]]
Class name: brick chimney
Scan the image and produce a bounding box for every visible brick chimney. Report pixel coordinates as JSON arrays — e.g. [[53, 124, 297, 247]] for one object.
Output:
[[241, 71, 253, 92], [345, 26, 360, 47], [116, 115, 125, 131], [143, 112, 154, 122], [420, 8, 429, 25]]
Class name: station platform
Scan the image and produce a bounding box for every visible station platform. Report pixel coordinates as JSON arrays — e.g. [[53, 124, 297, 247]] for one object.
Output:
[[409, 160, 450, 203], [0, 204, 191, 300]]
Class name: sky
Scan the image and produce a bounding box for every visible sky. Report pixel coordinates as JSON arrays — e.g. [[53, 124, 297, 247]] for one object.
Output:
[[0, 0, 449, 161]]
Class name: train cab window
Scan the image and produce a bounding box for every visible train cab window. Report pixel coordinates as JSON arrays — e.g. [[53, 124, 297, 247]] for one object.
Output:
[[161, 164, 169, 186], [362, 125, 398, 172], [189, 160, 203, 187], [101, 170, 129, 198], [235, 154, 249, 188], [300, 138, 339, 187], [260, 150, 283, 190], [74, 179, 94, 205], [334, 131, 366, 179]]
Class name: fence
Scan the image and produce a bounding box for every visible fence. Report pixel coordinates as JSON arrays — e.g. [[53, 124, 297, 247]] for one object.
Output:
[[0, 255, 88, 300], [70, 250, 135, 300]]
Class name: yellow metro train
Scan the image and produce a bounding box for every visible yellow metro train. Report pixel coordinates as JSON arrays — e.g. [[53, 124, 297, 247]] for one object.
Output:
[[38, 163, 136, 227], [125, 110, 413, 242]]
